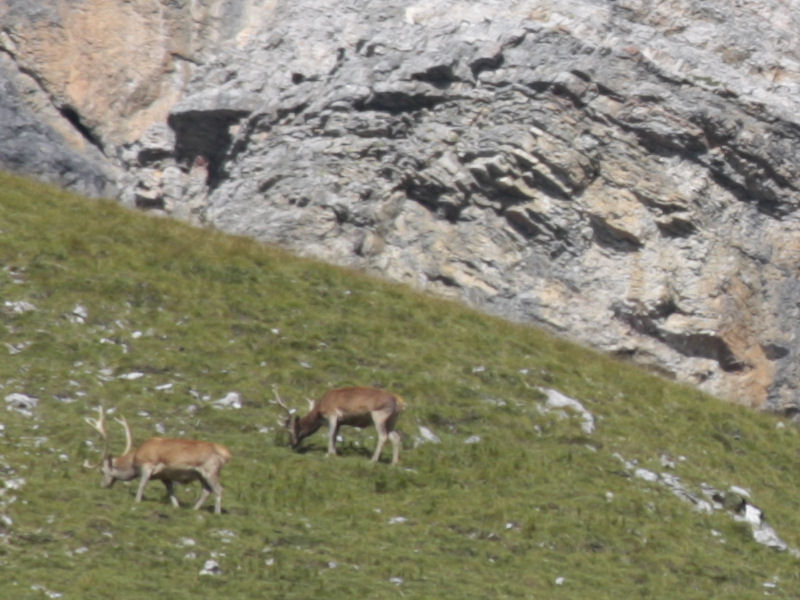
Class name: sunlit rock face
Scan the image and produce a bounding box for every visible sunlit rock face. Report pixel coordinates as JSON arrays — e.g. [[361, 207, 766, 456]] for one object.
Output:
[[4, 0, 800, 410]]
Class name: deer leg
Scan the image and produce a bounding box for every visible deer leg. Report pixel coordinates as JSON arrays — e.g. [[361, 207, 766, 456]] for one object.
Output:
[[194, 474, 223, 514], [213, 485, 223, 515], [193, 482, 212, 512], [327, 417, 340, 456], [211, 478, 224, 515], [388, 431, 401, 465], [164, 479, 180, 507], [135, 467, 153, 503], [371, 419, 388, 463]]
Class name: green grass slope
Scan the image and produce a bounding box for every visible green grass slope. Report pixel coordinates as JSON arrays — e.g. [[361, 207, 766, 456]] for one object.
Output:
[[1, 171, 799, 598]]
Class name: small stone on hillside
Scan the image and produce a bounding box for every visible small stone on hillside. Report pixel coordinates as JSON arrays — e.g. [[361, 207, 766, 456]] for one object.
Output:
[[213, 392, 242, 410], [5, 393, 37, 417], [388, 516, 408, 525], [4, 300, 35, 314], [119, 372, 145, 380], [69, 304, 88, 324], [417, 426, 440, 444], [199, 559, 222, 576], [538, 388, 596, 434]]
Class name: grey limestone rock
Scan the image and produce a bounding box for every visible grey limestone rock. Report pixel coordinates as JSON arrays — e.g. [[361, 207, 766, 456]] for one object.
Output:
[[5, 0, 800, 410]]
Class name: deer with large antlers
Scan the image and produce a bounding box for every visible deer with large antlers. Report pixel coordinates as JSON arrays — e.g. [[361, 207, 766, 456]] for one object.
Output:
[[84, 407, 232, 514], [272, 385, 405, 465]]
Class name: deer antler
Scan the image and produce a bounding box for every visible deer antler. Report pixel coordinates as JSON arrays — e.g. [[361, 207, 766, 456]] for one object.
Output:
[[115, 416, 133, 456], [271, 384, 301, 446], [271, 385, 294, 413], [270, 384, 297, 425], [83, 405, 109, 468]]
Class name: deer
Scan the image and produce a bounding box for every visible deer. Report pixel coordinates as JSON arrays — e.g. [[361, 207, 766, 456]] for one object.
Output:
[[84, 406, 232, 514], [272, 385, 405, 465]]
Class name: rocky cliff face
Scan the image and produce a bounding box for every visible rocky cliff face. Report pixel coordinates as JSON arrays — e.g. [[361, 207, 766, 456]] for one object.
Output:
[[3, 0, 800, 410], [0, 0, 271, 195]]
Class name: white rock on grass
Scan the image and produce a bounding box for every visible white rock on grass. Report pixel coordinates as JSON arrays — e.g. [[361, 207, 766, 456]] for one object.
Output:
[[416, 425, 440, 444], [634, 468, 659, 483], [729, 485, 751, 498], [617, 452, 799, 555], [119, 372, 145, 380], [5, 477, 26, 490], [5, 393, 37, 417], [4, 300, 35, 313], [538, 388, 596, 434], [30, 585, 62, 599], [68, 304, 88, 324], [213, 392, 242, 410], [388, 516, 408, 525], [6, 341, 31, 355], [214, 529, 237, 543], [199, 559, 222, 576]]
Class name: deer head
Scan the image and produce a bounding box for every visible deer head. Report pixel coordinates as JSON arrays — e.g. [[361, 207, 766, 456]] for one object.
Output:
[[84, 406, 135, 487], [271, 384, 303, 447]]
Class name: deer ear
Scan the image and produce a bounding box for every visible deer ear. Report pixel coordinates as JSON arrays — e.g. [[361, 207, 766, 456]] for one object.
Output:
[[306, 398, 315, 411]]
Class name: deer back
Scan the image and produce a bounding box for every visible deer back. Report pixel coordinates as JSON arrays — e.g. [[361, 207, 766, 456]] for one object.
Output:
[[317, 387, 404, 419], [133, 438, 232, 469]]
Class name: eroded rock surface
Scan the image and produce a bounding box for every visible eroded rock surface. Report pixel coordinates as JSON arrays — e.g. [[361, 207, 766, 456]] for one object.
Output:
[[4, 0, 800, 409]]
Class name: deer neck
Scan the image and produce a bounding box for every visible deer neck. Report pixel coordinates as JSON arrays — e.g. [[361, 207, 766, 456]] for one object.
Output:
[[110, 452, 139, 481], [297, 409, 324, 439]]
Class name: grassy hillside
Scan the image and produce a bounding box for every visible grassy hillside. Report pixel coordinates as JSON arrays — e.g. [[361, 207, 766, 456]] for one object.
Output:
[[1, 171, 799, 598]]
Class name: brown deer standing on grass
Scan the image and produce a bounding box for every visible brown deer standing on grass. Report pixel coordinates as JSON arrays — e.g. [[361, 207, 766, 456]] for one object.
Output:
[[272, 385, 405, 465], [84, 406, 232, 514]]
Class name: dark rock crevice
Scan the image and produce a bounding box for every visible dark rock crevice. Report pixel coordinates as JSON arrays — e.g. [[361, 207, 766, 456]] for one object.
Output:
[[167, 108, 250, 188]]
